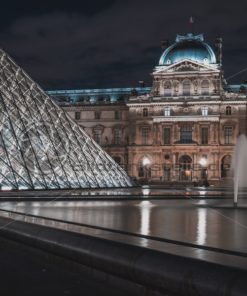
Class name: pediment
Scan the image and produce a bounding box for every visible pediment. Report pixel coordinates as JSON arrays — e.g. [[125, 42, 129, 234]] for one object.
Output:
[[154, 59, 219, 75], [174, 61, 201, 72]]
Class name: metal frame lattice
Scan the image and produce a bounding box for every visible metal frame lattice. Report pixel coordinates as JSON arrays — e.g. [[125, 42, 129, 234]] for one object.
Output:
[[0, 49, 134, 190]]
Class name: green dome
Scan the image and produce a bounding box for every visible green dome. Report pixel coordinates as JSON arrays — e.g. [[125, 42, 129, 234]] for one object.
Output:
[[159, 34, 216, 66]]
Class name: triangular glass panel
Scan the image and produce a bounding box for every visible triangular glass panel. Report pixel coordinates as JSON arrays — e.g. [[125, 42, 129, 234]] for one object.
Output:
[[0, 49, 133, 190]]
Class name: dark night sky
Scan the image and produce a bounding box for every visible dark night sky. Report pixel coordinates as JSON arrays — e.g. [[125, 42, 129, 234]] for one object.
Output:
[[1, 0, 247, 90]]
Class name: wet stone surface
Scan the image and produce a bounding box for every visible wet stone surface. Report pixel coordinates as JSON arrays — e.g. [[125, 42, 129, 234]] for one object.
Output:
[[0, 187, 246, 255]]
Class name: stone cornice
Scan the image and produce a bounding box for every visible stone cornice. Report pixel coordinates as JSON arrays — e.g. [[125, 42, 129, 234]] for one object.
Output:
[[154, 59, 220, 73], [153, 115, 220, 122], [127, 99, 247, 107]]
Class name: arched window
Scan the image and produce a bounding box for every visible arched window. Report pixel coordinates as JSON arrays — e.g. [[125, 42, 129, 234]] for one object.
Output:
[[164, 81, 172, 97], [182, 80, 191, 96], [221, 155, 232, 178], [139, 157, 151, 178], [226, 106, 231, 115], [179, 155, 192, 181], [201, 80, 209, 95], [143, 108, 148, 117]]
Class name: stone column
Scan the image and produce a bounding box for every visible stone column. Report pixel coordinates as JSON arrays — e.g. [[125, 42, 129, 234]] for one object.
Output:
[[213, 123, 217, 144], [217, 122, 221, 145], [212, 152, 217, 178], [172, 153, 177, 181], [153, 123, 158, 145], [174, 123, 179, 142], [194, 123, 198, 143], [214, 152, 220, 179], [130, 121, 136, 145], [192, 152, 197, 181], [158, 124, 162, 145]]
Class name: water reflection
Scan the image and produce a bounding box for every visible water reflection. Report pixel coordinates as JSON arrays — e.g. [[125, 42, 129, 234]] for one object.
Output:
[[0, 186, 232, 199], [0, 198, 246, 253], [196, 209, 207, 245]]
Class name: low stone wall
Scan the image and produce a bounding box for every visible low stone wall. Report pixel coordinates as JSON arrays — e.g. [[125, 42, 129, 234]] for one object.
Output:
[[0, 216, 246, 296]]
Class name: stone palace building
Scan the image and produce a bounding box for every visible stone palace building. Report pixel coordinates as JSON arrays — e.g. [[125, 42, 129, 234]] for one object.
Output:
[[47, 33, 247, 185]]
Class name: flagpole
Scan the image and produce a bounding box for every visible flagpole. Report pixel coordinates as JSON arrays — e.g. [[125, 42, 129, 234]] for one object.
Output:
[[189, 16, 194, 34]]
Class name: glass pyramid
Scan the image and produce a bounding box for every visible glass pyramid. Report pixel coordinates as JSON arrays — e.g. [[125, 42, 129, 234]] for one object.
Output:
[[0, 49, 133, 190]]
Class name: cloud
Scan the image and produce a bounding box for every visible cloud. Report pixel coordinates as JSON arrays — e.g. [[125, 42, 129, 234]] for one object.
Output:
[[0, 0, 247, 89]]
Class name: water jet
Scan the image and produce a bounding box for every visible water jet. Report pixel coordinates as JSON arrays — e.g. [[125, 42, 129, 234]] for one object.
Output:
[[231, 134, 247, 207]]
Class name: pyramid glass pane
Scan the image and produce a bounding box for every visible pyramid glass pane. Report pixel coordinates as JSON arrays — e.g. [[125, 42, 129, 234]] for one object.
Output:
[[0, 49, 134, 190]]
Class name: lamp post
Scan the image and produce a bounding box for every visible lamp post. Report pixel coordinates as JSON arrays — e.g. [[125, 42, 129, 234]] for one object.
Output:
[[199, 157, 209, 187], [142, 157, 151, 182]]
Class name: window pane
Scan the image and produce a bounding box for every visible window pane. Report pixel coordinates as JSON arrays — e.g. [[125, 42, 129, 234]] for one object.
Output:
[[142, 127, 149, 145], [183, 80, 191, 96], [164, 107, 171, 116], [113, 129, 121, 145], [180, 126, 192, 144], [226, 106, 231, 115], [224, 127, 232, 144], [163, 128, 171, 144], [95, 111, 101, 119], [115, 110, 122, 119], [164, 81, 172, 97], [75, 111, 80, 120], [201, 127, 208, 144], [94, 130, 101, 145], [143, 108, 148, 117], [201, 106, 208, 116], [201, 80, 209, 95]]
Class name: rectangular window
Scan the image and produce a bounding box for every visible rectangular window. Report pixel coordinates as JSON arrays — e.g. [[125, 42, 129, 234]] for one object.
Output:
[[180, 126, 192, 144], [164, 107, 171, 116], [163, 128, 171, 144], [94, 130, 102, 145], [113, 129, 121, 145], [183, 81, 191, 96], [201, 127, 208, 144], [201, 106, 208, 116], [142, 127, 149, 145], [95, 111, 101, 119], [224, 127, 233, 144], [143, 108, 148, 117], [115, 110, 122, 120], [75, 111, 81, 120]]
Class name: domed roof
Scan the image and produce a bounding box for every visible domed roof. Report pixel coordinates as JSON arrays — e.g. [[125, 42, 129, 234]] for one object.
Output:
[[159, 34, 216, 66]]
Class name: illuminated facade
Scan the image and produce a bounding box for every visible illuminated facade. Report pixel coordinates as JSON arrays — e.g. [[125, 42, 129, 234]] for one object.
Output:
[[0, 49, 133, 190], [49, 33, 247, 184]]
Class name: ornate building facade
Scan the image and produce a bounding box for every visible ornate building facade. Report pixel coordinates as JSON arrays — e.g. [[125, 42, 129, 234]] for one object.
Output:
[[48, 33, 247, 184]]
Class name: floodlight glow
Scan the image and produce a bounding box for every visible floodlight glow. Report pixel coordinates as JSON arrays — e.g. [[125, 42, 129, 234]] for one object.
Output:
[[142, 188, 151, 196], [142, 157, 151, 166], [199, 157, 207, 167], [1, 186, 13, 191]]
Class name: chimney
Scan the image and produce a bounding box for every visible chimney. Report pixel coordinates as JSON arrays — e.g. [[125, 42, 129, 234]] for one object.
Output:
[[215, 37, 223, 66]]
